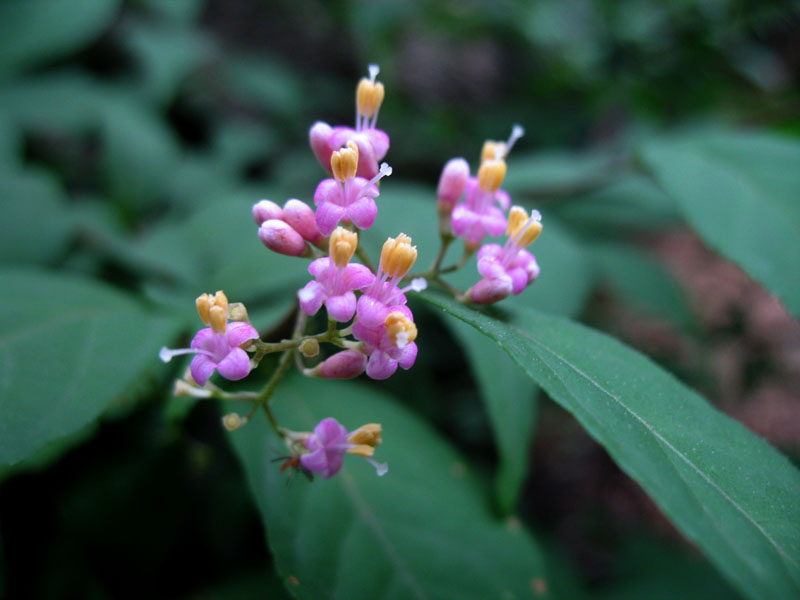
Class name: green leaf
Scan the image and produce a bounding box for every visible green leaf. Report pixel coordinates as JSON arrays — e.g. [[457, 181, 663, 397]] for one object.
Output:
[[0, 0, 120, 80], [447, 320, 537, 515], [590, 242, 694, 331], [0, 167, 75, 266], [0, 268, 183, 465], [229, 376, 552, 599], [417, 292, 800, 600], [503, 149, 616, 195], [641, 129, 800, 319]]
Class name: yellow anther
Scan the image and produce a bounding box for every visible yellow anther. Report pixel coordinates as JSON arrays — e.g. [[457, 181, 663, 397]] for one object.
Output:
[[356, 79, 385, 118], [348, 423, 382, 447], [507, 206, 543, 247], [213, 290, 228, 312], [331, 141, 359, 181], [209, 305, 227, 334], [196, 293, 212, 324], [478, 159, 507, 192], [481, 140, 506, 163], [380, 233, 417, 279], [506, 206, 529, 237], [346, 444, 375, 457], [385, 311, 418, 348], [329, 227, 358, 268]]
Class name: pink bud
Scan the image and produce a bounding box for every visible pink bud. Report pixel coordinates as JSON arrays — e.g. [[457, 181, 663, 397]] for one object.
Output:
[[283, 199, 322, 245], [309, 121, 334, 173], [252, 200, 283, 225], [318, 350, 367, 379], [437, 158, 469, 210], [258, 219, 307, 257], [468, 276, 513, 305]]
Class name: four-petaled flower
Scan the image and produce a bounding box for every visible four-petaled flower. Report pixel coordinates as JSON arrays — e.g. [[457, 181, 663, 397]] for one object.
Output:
[[300, 418, 387, 478]]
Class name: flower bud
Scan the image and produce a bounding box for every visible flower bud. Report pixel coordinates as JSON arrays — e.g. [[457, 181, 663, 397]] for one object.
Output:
[[313, 349, 367, 379], [252, 199, 283, 226], [309, 121, 334, 173], [299, 338, 320, 358], [283, 199, 322, 245], [468, 276, 513, 305], [222, 412, 246, 431], [437, 158, 469, 211], [258, 219, 308, 257]]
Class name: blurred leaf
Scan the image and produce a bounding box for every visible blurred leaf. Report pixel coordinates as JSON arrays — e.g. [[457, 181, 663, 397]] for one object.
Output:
[[641, 129, 800, 319], [0, 268, 184, 465], [132, 0, 206, 24], [447, 320, 537, 515], [0, 167, 75, 266], [213, 120, 279, 174], [135, 196, 307, 303], [418, 292, 800, 600], [552, 175, 679, 235], [229, 376, 552, 599], [503, 149, 616, 195], [0, 118, 22, 168], [124, 19, 214, 104], [0, 0, 120, 80], [226, 56, 304, 118], [101, 98, 180, 209], [590, 242, 694, 331]]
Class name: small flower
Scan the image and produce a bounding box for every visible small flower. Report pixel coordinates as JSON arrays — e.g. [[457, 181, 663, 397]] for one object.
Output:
[[313, 142, 392, 235], [467, 206, 542, 304], [297, 227, 375, 322], [299, 418, 387, 478], [309, 65, 390, 179], [159, 291, 259, 386], [353, 303, 419, 380], [451, 125, 524, 248]]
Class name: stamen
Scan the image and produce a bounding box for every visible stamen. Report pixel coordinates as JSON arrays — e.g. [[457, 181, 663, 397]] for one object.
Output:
[[196, 293, 212, 324], [330, 227, 359, 268], [348, 423, 382, 446], [209, 305, 227, 334], [385, 311, 418, 348], [356, 64, 385, 127], [331, 141, 359, 182], [368, 64, 380, 82], [346, 444, 375, 457], [380, 233, 417, 280], [478, 159, 507, 192]]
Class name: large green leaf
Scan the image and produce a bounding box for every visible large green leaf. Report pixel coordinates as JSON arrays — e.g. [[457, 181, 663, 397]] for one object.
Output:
[[0, 0, 120, 80], [0, 268, 183, 465], [229, 376, 552, 599], [641, 129, 800, 319], [418, 291, 800, 600]]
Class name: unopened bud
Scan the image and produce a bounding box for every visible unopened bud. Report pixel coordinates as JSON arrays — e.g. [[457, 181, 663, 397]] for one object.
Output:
[[258, 219, 308, 257], [173, 379, 212, 398], [311, 349, 367, 379], [299, 338, 320, 358], [283, 199, 322, 244], [252, 199, 283, 226], [228, 302, 249, 322], [437, 158, 469, 211], [309, 121, 335, 174], [468, 277, 513, 305], [222, 412, 246, 431]]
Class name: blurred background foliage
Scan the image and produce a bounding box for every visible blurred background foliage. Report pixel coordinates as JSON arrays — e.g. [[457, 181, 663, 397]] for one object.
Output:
[[1, 0, 799, 598]]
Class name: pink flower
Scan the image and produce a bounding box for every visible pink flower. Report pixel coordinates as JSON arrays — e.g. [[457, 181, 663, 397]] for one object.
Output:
[[297, 227, 375, 322], [352, 300, 418, 380], [300, 418, 387, 478], [468, 206, 542, 304], [313, 141, 392, 235], [309, 65, 390, 179], [159, 291, 259, 385]]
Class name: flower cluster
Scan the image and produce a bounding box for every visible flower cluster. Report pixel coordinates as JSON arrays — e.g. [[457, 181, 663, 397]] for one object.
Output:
[[160, 65, 543, 483]]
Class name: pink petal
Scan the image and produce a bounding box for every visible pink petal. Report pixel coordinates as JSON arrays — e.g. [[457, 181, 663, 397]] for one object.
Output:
[[313, 179, 343, 207], [366, 350, 398, 380], [397, 342, 418, 370], [252, 199, 283, 225], [225, 321, 259, 347], [342, 263, 375, 290], [469, 276, 513, 305], [216, 347, 252, 381], [508, 267, 529, 295], [356, 295, 389, 328], [346, 195, 377, 230], [298, 281, 326, 316], [308, 257, 332, 279], [325, 291, 357, 322], [364, 128, 389, 161], [258, 220, 307, 256], [315, 201, 347, 236], [283, 199, 322, 244], [313, 417, 349, 446], [190, 327, 215, 349], [483, 206, 508, 237], [494, 189, 511, 211], [190, 354, 217, 386]]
